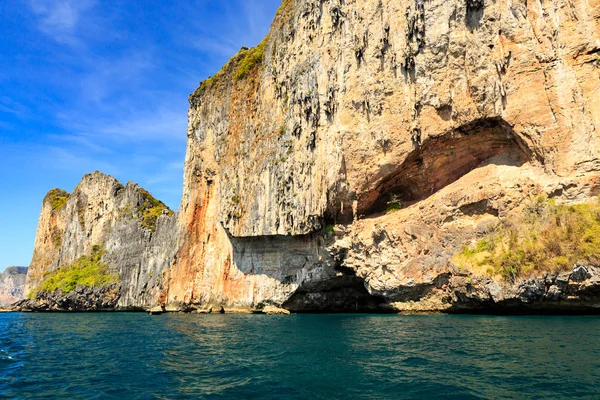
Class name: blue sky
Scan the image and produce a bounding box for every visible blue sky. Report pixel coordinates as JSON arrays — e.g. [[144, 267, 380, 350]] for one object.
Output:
[[0, 0, 281, 271]]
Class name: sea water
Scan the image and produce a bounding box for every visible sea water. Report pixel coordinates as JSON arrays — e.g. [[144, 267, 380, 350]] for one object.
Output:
[[1, 313, 599, 399]]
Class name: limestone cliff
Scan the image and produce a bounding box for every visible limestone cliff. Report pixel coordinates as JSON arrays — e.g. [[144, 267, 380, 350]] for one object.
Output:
[[18, 0, 600, 313], [165, 0, 600, 312], [0, 267, 27, 306], [21, 172, 176, 311]]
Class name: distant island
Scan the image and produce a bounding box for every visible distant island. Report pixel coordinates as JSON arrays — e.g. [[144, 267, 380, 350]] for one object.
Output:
[[0, 267, 27, 308]]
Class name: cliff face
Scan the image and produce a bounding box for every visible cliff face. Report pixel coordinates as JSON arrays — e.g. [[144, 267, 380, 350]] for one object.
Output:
[[22, 172, 176, 310], [166, 0, 600, 312], [0, 267, 28, 306], [18, 0, 600, 313]]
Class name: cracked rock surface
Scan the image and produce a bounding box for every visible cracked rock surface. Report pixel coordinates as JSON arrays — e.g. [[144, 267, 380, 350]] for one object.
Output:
[[20, 0, 600, 313], [166, 0, 600, 312]]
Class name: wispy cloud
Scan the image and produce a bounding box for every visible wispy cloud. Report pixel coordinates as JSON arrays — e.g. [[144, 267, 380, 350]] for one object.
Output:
[[146, 160, 184, 185], [187, 36, 240, 59], [54, 105, 187, 145], [27, 0, 96, 46], [46, 132, 114, 154], [77, 50, 155, 104], [0, 97, 31, 119], [1, 141, 117, 175]]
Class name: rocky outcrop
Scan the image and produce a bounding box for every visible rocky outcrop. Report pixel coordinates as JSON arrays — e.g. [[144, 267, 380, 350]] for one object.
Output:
[[15, 284, 119, 312], [0, 267, 27, 306], [163, 0, 600, 313], [261, 305, 291, 315], [19, 0, 600, 313], [445, 264, 600, 313], [22, 172, 176, 310]]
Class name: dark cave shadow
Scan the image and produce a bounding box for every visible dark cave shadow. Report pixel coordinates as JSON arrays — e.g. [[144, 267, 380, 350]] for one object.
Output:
[[362, 117, 534, 216]]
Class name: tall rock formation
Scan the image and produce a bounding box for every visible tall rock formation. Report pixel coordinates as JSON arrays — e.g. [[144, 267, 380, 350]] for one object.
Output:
[[20, 0, 600, 313], [0, 267, 28, 306], [165, 0, 600, 312], [22, 172, 176, 311]]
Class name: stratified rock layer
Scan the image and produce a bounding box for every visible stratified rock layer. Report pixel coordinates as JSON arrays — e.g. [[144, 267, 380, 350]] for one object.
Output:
[[0, 267, 27, 306], [166, 0, 600, 312]]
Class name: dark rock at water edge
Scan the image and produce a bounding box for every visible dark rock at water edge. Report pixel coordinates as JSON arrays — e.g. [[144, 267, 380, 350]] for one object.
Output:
[[445, 265, 600, 314], [13, 284, 120, 312]]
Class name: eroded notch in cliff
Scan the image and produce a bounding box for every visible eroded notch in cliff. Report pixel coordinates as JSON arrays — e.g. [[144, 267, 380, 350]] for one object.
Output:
[[282, 266, 388, 313], [364, 118, 533, 214]]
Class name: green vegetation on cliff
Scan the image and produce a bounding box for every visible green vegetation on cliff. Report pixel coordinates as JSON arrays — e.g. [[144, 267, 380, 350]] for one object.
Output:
[[233, 41, 266, 81], [44, 189, 70, 211], [138, 189, 174, 232], [385, 195, 403, 213], [456, 197, 600, 282], [188, 0, 298, 105], [30, 245, 119, 298], [189, 40, 267, 104]]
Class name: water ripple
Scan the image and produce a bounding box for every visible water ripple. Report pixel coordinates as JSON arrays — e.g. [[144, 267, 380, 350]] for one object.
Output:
[[1, 313, 600, 399]]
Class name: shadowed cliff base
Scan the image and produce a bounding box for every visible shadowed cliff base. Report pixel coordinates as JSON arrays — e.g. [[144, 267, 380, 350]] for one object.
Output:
[[226, 232, 390, 313], [445, 306, 600, 316], [282, 266, 391, 313], [445, 294, 600, 315]]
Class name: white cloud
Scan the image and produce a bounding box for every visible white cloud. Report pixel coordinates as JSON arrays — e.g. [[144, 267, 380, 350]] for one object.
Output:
[[27, 0, 96, 45], [187, 35, 240, 59], [0, 97, 31, 119], [77, 50, 155, 104], [54, 106, 187, 145]]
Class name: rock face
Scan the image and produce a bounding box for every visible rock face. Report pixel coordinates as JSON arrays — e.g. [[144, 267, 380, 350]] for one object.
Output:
[[20, 0, 600, 313], [0, 267, 28, 306], [22, 172, 176, 311], [165, 0, 600, 312], [15, 285, 120, 312]]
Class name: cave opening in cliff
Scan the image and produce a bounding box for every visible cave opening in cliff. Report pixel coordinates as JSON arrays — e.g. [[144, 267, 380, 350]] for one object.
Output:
[[282, 266, 390, 313], [365, 117, 532, 214]]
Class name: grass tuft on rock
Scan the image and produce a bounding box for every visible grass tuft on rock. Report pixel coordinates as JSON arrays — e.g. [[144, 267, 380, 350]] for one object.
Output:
[[455, 196, 600, 282], [189, 39, 267, 104], [30, 245, 119, 298], [385, 194, 403, 213], [188, 0, 299, 105], [325, 223, 335, 235], [44, 189, 70, 211], [137, 189, 174, 232], [233, 41, 266, 81]]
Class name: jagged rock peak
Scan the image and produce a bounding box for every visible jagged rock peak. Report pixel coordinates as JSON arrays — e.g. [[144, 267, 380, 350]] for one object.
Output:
[[22, 171, 177, 310], [2, 266, 28, 276]]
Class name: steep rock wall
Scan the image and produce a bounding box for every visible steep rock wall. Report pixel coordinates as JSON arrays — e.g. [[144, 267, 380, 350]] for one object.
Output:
[[23, 172, 176, 310], [167, 0, 600, 311]]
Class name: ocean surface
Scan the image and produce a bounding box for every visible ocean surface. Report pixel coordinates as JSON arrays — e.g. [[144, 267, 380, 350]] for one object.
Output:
[[1, 313, 599, 399]]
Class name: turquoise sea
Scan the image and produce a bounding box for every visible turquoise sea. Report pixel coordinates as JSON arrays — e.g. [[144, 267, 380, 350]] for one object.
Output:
[[1, 313, 599, 399]]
